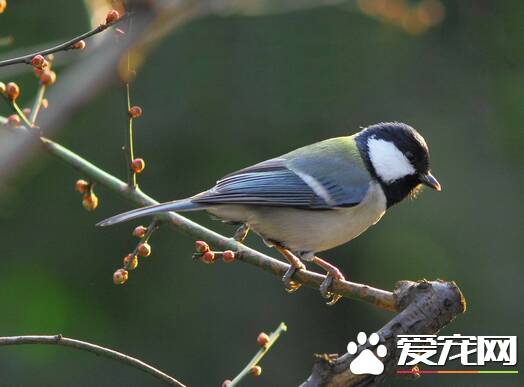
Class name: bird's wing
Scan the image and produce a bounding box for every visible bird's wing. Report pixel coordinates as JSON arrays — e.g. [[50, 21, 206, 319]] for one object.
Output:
[[192, 136, 372, 209]]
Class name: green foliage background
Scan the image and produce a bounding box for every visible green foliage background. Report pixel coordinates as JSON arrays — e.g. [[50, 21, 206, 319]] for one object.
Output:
[[0, 1, 522, 386]]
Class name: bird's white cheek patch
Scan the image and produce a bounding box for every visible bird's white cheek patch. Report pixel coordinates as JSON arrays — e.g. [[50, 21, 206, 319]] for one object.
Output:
[[367, 138, 415, 183]]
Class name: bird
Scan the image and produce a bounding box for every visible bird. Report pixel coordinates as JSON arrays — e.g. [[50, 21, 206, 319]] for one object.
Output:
[[97, 122, 441, 304]]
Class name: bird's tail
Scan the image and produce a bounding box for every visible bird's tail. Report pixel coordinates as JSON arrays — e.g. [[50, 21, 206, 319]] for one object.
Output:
[[96, 198, 204, 227]]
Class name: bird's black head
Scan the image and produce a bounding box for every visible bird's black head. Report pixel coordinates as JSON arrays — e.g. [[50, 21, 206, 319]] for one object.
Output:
[[355, 122, 441, 208]]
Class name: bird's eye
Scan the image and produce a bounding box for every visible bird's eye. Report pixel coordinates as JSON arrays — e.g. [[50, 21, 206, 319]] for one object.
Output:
[[405, 151, 415, 161]]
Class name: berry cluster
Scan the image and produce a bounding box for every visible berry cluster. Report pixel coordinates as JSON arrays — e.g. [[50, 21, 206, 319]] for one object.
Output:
[[193, 241, 236, 264], [113, 223, 156, 285]]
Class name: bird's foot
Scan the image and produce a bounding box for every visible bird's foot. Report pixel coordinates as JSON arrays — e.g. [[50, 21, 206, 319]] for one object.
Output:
[[313, 256, 345, 306], [274, 245, 305, 293], [282, 261, 306, 293], [233, 224, 250, 242]]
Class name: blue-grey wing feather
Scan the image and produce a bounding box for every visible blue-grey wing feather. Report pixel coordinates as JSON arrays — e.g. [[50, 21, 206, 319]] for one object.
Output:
[[192, 145, 371, 209]]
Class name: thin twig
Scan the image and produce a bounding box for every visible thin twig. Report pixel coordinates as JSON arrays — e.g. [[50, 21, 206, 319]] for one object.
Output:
[[0, 334, 186, 387], [0, 16, 127, 68], [30, 83, 46, 125], [11, 99, 33, 127], [124, 78, 137, 187], [124, 13, 138, 188], [39, 136, 397, 311], [229, 322, 287, 386]]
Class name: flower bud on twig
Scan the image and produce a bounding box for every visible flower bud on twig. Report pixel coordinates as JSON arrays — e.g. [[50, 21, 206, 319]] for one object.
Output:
[[82, 193, 98, 211], [129, 105, 142, 118], [31, 55, 47, 69], [133, 225, 147, 238], [75, 179, 89, 194], [113, 268, 128, 285], [123, 254, 138, 270], [131, 158, 145, 174], [40, 70, 57, 86], [106, 9, 120, 24], [6, 82, 19, 101], [72, 40, 86, 50], [137, 242, 151, 257], [257, 332, 270, 347], [251, 365, 262, 377], [222, 250, 236, 263], [202, 251, 215, 264], [195, 240, 210, 253]]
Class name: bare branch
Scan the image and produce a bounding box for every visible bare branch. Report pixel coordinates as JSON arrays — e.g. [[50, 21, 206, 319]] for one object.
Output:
[[0, 16, 126, 68], [0, 334, 186, 387]]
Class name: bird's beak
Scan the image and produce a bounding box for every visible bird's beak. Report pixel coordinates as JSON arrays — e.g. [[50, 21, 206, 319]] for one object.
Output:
[[419, 172, 441, 191]]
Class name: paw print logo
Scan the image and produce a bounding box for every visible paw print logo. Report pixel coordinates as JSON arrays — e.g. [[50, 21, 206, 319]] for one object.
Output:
[[347, 332, 387, 375]]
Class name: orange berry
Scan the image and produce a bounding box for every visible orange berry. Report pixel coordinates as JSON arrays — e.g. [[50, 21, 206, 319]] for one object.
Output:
[[0, 0, 6, 14], [31, 54, 46, 69], [6, 82, 19, 101], [202, 251, 215, 264], [41, 98, 49, 109], [75, 179, 89, 194], [40, 70, 56, 85], [137, 242, 151, 257], [132, 225, 147, 238], [195, 241, 210, 253], [251, 365, 262, 377], [257, 332, 270, 347], [113, 268, 128, 285], [128, 105, 142, 118], [106, 9, 120, 24], [131, 158, 145, 173], [123, 254, 138, 270], [72, 40, 86, 50], [0, 81, 5, 94], [222, 250, 236, 263], [22, 107, 31, 117], [82, 193, 98, 211], [7, 114, 20, 128]]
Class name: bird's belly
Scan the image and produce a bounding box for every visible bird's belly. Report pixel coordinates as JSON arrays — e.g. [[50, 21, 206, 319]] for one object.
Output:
[[207, 182, 387, 254]]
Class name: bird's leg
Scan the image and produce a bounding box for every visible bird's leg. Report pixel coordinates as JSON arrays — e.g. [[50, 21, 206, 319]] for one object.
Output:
[[312, 256, 345, 305], [274, 245, 305, 293], [233, 223, 250, 242]]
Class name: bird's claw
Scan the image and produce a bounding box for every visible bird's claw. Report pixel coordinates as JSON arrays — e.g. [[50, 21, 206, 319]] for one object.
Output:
[[233, 224, 250, 242], [319, 271, 345, 306], [282, 264, 304, 293]]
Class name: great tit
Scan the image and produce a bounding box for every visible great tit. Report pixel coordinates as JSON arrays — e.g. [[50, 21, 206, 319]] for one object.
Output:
[[98, 122, 441, 304]]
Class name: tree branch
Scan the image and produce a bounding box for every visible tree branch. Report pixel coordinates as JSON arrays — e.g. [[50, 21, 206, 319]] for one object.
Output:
[[0, 16, 126, 67], [0, 334, 186, 386], [40, 136, 397, 311]]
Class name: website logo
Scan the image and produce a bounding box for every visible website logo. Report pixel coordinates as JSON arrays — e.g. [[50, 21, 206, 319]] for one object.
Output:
[[347, 332, 519, 376]]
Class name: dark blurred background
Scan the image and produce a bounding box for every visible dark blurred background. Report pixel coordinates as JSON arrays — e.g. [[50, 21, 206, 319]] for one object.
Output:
[[0, 0, 523, 386]]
